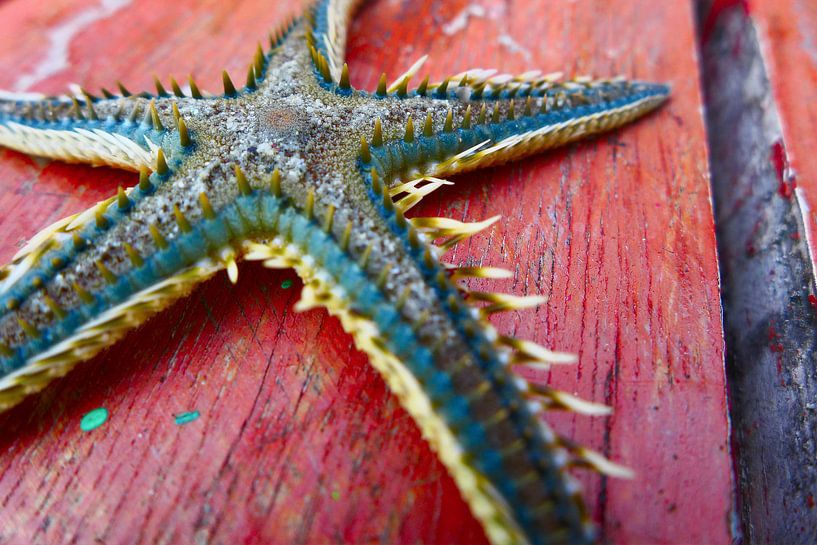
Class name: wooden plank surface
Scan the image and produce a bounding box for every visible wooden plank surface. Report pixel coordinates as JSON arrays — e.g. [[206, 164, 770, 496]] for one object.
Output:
[[698, 1, 817, 542], [0, 1, 734, 544]]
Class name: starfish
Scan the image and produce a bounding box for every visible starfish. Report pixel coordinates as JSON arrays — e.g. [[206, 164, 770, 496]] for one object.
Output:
[[0, 1, 668, 544]]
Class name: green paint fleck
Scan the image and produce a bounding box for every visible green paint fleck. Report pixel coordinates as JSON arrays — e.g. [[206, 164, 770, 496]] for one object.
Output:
[[175, 410, 200, 425], [80, 407, 108, 431], [281, 279, 293, 289], [331, 490, 340, 500]]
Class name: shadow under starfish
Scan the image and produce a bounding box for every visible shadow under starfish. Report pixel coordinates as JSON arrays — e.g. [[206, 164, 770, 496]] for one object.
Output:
[[0, 1, 668, 544]]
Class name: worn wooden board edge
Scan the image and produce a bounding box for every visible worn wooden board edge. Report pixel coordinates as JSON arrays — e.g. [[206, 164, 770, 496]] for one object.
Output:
[[697, 1, 817, 543], [750, 0, 817, 276]]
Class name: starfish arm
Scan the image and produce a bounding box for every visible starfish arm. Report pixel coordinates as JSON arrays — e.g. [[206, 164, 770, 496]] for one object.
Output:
[[0, 161, 267, 411], [349, 164, 604, 545], [0, 11, 304, 171], [0, 88, 198, 171], [361, 74, 669, 190], [301, 0, 669, 187], [232, 146, 617, 543], [425, 73, 669, 177], [306, 0, 365, 82]]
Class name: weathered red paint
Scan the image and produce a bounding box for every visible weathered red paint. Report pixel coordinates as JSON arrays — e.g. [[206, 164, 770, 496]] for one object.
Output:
[[770, 140, 795, 199], [0, 1, 734, 544]]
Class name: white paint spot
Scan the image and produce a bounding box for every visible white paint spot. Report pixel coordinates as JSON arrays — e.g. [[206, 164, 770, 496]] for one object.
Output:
[[794, 187, 817, 289], [0, 90, 46, 101], [14, 0, 133, 92], [497, 34, 532, 62], [442, 4, 487, 36]]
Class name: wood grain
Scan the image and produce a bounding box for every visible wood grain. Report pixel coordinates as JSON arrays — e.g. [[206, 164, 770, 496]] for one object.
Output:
[[0, 1, 734, 544]]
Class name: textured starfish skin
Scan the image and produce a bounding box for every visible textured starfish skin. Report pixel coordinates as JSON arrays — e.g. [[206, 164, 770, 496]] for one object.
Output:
[[0, 1, 668, 544]]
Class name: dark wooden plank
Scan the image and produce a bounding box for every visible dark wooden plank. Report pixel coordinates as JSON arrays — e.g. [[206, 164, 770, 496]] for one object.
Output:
[[0, 1, 734, 543], [698, 1, 817, 542]]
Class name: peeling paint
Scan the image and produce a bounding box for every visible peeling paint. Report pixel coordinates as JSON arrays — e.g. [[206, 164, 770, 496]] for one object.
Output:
[[14, 0, 132, 92], [794, 187, 817, 289], [497, 34, 532, 62], [442, 4, 486, 36]]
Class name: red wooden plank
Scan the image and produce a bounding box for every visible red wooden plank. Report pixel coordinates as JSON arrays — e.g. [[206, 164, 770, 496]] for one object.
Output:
[[0, 1, 734, 544]]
